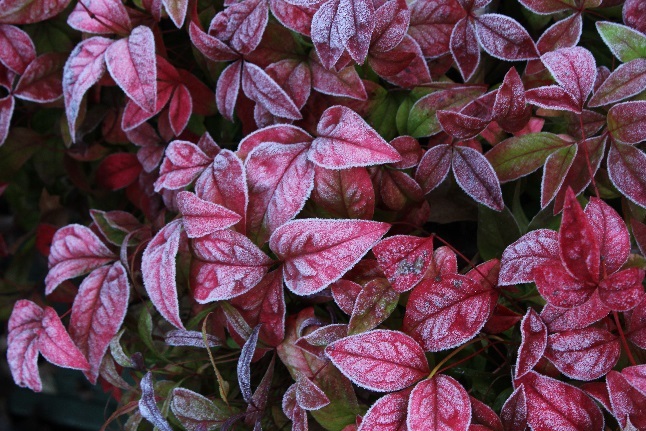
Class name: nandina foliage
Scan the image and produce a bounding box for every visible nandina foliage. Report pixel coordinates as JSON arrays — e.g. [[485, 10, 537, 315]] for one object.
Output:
[[2, 0, 646, 430]]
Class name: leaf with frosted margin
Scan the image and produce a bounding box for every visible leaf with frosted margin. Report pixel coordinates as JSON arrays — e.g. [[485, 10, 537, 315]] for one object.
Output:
[[269, 0, 318, 36], [188, 22, 238, 62], [596, 21, 646, 63], [177, 191, 241, 238], [237, 124, 313, 158], [105, 26, 157, 113], [165, 330, 222, 348], [371, 0, 410, 53], [296, 377, 330, 410], [376, 169, 424, 211], [265, 59, 310, 110], [533, 262, 592, 308], [588, 59, 646, 107], [13, 53, 65, 103], [45, 224, 116, 295], [209, 0, 268, 55], [452, 145, 504, 211], [190, 229, 272, 302], [373, 235, 433, 293], [515, 308, 547, 379], [475, 14, 539, 61], [622, 365, 646, 397], [627, 297, 646, 349], [325, 329, 428, 392], [540, 144, 577, 208], [0, 24, 35, 74], [540, 291, 610, 333], [415, 144, 452, 194], [90, 209, 141, 246], [403, 273, 497, 351], [171, 388, 229, 431], [162, 0, 188, 27], [270, 219, 389, 295], [67, 0, 132, 35], [358, 389, 410, 431], [541, 47, 596, 109], [607, 370, 646, 429], [238, 325, 261, 403], [450, 17, 479, 81], [69, 262, 129, 384], [608, 143, 646, 208], [560, 188, 600, 283], [407, 374, 471, 431], [242, 62, 302, 120], [623, 0, 646, 34], [500, 385, 526, 431], [216, 60, 242, 122], [608, 101, 646, 145], [470, 396, 503, 431], [296, 324, 348, 358], [437, 110, 488, 140], [545, 327, 620, 381], [525, 85, 581, 113], [141, 220, 185, 329], [168, 84, 192, 136], [331, 279, 363, 314], [309, 0, 345, 68], [310, 105, 401, 169], [139, 373, 173, 431], [536, 13, 581, 55], [63, 37, 112, 138], [408, 0, 464, 58], [518, 0, 574, 14], [246, 141, 313, 244], [311, 165, 375, 220], [348, 278, 399, 334], [310, 53, 367, 100], [390, 136, 422, 169], [154, 140, 211, 192], [493, 67, 525, 121], [0, 0, 71, 24], [598, 268, 645, 311], [0, 95, 13, 146], [585, 197, 630, 275], [283, 384, 308, 430]]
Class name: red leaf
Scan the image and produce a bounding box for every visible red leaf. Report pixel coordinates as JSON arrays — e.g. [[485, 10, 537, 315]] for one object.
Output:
[[216, 59, 242, 122], [331, 279, 363, 314], [67, 0, 132, 35], [407, 374, 471, 431], [533, 262, 592, 308], [358, 389, 409, 431], [415, 144, 452, 194], [155, 140, 211, 191], [540, 144, 577, 208], [589, 59, 646, 107], [349, 278, 399, 334], [515, 308, 547, 379], [168, 84, 192, 136], [525, 85, 581, 113], [607, 370, 646, 429], [296, 377, 330, 410], [493, 67, 525, 122], [373, 235, 434, 293], [598, 268, 645, 311], [0, 24, 35, 74], [408, 0, 464, 58], [191, 229, 272, 302], [310, 105, 401, 168], [545, 327, 620, 381], [515, 371, 604, 431], [209, 0, 268, 55], [500, 385, 527, 431], [69, 262, 130, 384], [450, 17, 480, 81], [559, 188, 599, 283], [96, 153, 142, 190], [13, 53, 65, 103], [45, 224, 116, 295], [470, 396, 503, 431], [499, 229, 559, 285], [311, 165, 375, 219], [188, 22, 238, 62], [371, 0, 410, 53], [607, 142, 646, 208], [540, 47, 596, 109], [540, 291, 610, 332], [518, 0, 574, 14], [325, 329, 429, 392], [63, 37, 113, 137], [237, 124, 313, 158], [269, 0, 319, 37], [623, 0, 646, 34], [177, 191, 242, 238], [266, 59, 311, 110], [452, 145, 504, 211], [622, 365, 646, 397], [0, 0, 71, 24], [243, 62, 303, 121], [437, 110, 488, 139], [270, 218, 390, 295], [310, 52, 367, 99], [608, 101, 646, 145], [141, 220, 186, 329], [475, 14, 539, 61], [536, 13, 582, 54], [162, 0, 188, 27], [585, 197, 630, 275]]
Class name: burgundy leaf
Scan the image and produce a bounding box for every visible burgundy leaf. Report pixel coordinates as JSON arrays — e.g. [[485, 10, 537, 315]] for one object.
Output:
[[500, 385, 527, 431], [408, 0, 464, 58], [296, 323, 348, 357], [390, 135, 422, 169], [96, 153, 142, 190], [266, 59, 311, 110], [437, 110, 488, 139], [168, 84, 192, 136], [585, 196, 630, 275], [607, 370, 646, 429], [598, 268, 645, 312], [310, 165, 375, 220], [348, 278, 399, 334], [141, 220, 186, 329], [622, 365, 646, 397], [0, 24, 35, 74], [536, 13, 582, 54], [623, 0, 646, 34], [69, 262, 129, 384], [155, 140, 211, 191], [358, 389, 409, 431], [608, 101, 646, 145], [331, 279, 363, 314], [515, 308, 547, 379], [171, 388, 229, 431], [209, 0, 268, 55], [177, 191, 241, 238], [470, 396, 503, 431], [269, 0, 319, 37], [164, 330, 222, 348], [540, 47, 596, 109], [242, 62, 302, 120], [559, 188, 599, 284], [376, 168, 424, 211], [452, 145, 504, 211], [373, 235, 434, 293], [607, 142, 646, 208], [0, 0, 72, 24], [589, 59, 646, 107], [540, 291, 610, 333], [310, 52, 367, 99], [525, 85, 581, 113], [237, 124, 313, 158], [270, 218, 389, 295], [407, 374, 471, 431], [238, 325, 261, 403], [45, 224, 116, 295], [162, 0, 188, 27], [325, 329, 429, 392], [139, 372, 173, 431], [368, 35, 429, 87], [475, 14, 539, 61], [518, 0, 574, 14], [533, 262, 592, 308], [105, 25, 157, 113], [188, 22, 239, 62], [371, 0, 410, 53], [0, 95, 14, 146], [216, 59, 242, 121], [493, 67, 525, 122], [296, 377, 330, 410], [191, 229, 272, 302], [415, 144, 452, 194], [13, 53, 65, 103], [67, 0, 132, 35], [450, 17, 480, 81], [540, 144, 577, 209]]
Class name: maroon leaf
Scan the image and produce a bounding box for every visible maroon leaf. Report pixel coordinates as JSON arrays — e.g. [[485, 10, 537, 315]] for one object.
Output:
[[0, 95, 14, 147], [541, 47, 596, 109], [536, 13, 581, 54], [500, 385, 527, 431], [177, 191, 241, 238], [415, 144, 452, 194], [209, 0, 269, 55], [270, 218, 389, 295], [518, 0, 574, 14], [608, 101, 646, 145], [622, 365, 646, 397], [407, 374, 471, 431], [105, 26, 157, 113], [408, 0, 464, 58], [475, 14, 539, 61], [589, 59, 646, 107], [0, 0, 72, 24], [164, 330, 222, 348], [0, 24, 35, 75], [155, 140, 211, 192], [437, 110, 488, 139], [162, 0, 188, 27], [311, 165, 375, 220], [96, 153, 142, 190], [585, 196, 630, 275], [493, 67, 525, 122], [515, 308, 547, 379], [348, 278, 399, 334], [371, 0, 410, 53], [168, 84, 192, 136], [470, 396, 503, 431], [598, 268, 645, 312], [13, 53, 65, 103], [358, 389, 409, 431], [623, 0, 646, 34], [369, 35, 432, 88], [533, 262, 592, 308], [452, 145, 504, 211], [188, 22, 238, 62], [45, 224, 116, 295], [242, 62, 302, 120], [67, 0, 132, 35], [450, 17, 479, 81], [373, 235, 434, 293], [139, 372, 173, 431], [540, 291, 610, 332], [69, 262, 130, 384], [608, 142, 646, 208], [238, 124, 313, 158], [525, 85, 581, 113], [559, 188, 599, 284], [331, 279, 363, 314], [325, 329, 429, 392], [269, 0, 319, 37], [141, 220, 186, 329], [265, 59, 311, 110], [296, 377, 330, 410], [540, 144, 577, 208], [607, 370, 646, 429]]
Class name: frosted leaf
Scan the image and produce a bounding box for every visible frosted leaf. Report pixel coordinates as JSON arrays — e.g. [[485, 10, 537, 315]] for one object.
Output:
[[177, 191, 242, 238], [407, 374, 471, 431], [238, 124, 313, 159], [168, 84, 192, 136], [171, 387, 229, 431], [209, 0, 269, 54], [540, 144, 577, 209], [370, 35, 432, 88], [242, 62, 302, 120], [607, 101, 646, 145], [310, 52, 367, 100], [164, 330, 222, 348], [518, 0, 574, 14], [188, 22, 239, 62], [533, 262, 593, 308], [452, 145, 504, 211], [437, 110, 488, 140], [408, 0, 464, 58], [525, 85, 581, 113], [607, 143, 646, 208], [155, 140, 211, 192], [596, 21, 646, 63], [216, 60, 242, 122], [540, 291, 610, 333], [0, 0, 71, 24], [12, 52, 65, 103], [415, 144, 452, 194], [373, 235, 433, 293], [296, 377, 330, 410], [470, 396, 503, 431], [0, 95, 13, 146], [7, 300, 45, 391], [269, 0, 319, 37], [474, 14, 539, 61], [500, 385, 527, 431], [515, 308, 547, 380], [67, 0, 132, 35], [623, 0, 646, 34], [622, 365, 646, 397], [540, 47, 596, 109], [139, 373, 173, 431], [311, 165, 375, 220], [588, 59, 646, 107], [584, 197, 630, 275], [348, 278, 399, 334], [450, 17, 480, 81], [0, 24, 35, 74], [536, 13, 582, 54], [311, 0, 346, 69], [607, 370, 646, 429], [493, 67, 525, 122], [238, 325, 261, 403], [598, 268, 645, 312], [331, 279, 363, 314], [371, 0, 410, 53], [357, 389, 409, 431]]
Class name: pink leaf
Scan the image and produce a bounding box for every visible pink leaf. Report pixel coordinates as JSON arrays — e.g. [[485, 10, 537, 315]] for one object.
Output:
[[310, 105, 401, 168], [191, 229, 272, 302], [607, 101, 646, 145], [13, 53, 65, 103], [242, 62, 302, 120], [325, 329, 429, 392], [331, 279, 363, 314], [310, 0, 346, 69], [7, 300, 46, 391], [155, 140, 211, 191], [373, 235, 434, 293], [320, 0, 374, 66], [209, 0, 268, 54], [408, 0, 464, 58], [623, 0, 646, 34], [525, 85, 581, 113], [515, 308, 547, 379], [63, 37, 113, 137], [188, 22, 238, 62], [36, 306, 90, 370], [584, 197, 630, 275], [105, 25, 157, 113], [607, 142, 646, 208], [296, 377, 330, 410], [177, 191, 242, 238], [141, 220, 186, 329], [475, 14, 539, 61], [598, 268, 645, 312], [540, 291, 610, 333], [452, 145, 504, 211], [0, 24, 35, 74], [607, 370, 646, 429], [407, 374, 471, 431], [589, 59, 646, 107], [266, 59, 311, 110], [415, 144, 452, 194], [168, 84, 192, 136], [358, 389, 409, 431], [162, 0, 188, 27], [500, 385, 527, 431], [499, 229, 559, 285], [518, 0, 574, 14], [45, 224, 116, 295], [69, 262, 130, 384], [536, 13, 582, 54], [559, 188, 599, 283], [216, 59, 242, 122], [450, 17, 480, 81], [0, 0, 72, 24], [533, 262, 592, 308], [310, 52, 367, 99], [371, 0, 410, 53], [311, 165, 375, 220], [270, 218, 390, 295], [269, 0, 319, 37], [515, 371, 604, 431], [67, 0, 132, 35], [540, 47, 596, 109], [237, 124, 313, 158]]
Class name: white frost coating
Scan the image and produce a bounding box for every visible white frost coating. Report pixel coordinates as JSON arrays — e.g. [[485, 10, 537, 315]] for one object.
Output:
[[358, 390, 409, 431], [608, 101, 646, 145], [139, 373, 173, 431], [607, 143, 646, 209], [452, 145, 504, 211], [474, 13, 539, 61], [373, 235, 433, 293], [407, 375, 471, 431], [171, 387, 225, 431], [540, 291, 610, 333], [541, 47, 596, 107], [584, 197, 630, 275], [540, 144, 577, 208], [155, 141, 211, 192], [450, 17, 480, 82], [67, 0, 132, 35], [296, 377, 330, 410], [589, 59, 646, 107], [515, 308, 547, 380], [596, 21, 646, 63], [177, 191, 241, 238], [525, 85, 581, 113], [311, 165, 375, 220], [242, 62, 302, 120]]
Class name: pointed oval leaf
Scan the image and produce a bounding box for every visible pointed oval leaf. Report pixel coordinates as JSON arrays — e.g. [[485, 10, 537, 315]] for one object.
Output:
[[168, 84, 192, 136], [598, 268, 645, 312], [310, 52, 367, 100], [37, 306, 91, 371], [371, 0, 410, 53], [13, 53, 65, 103], [188, 22, 239, 62], [607, 370, 646, 429], [96, 152, 142, 190], [296, 377, 330, 410], [541, 47, 596, 109], [452, 145, 504, 211], [608, 142, 646, 208], [407, 374, 471, 431], [164, 330, 222, 348], [139, 372, 173, 431], [536, 13, 582, 54], [408, 0, 464, 58], [155, 140, 211, 191], [589, 59, 646, 107], [310, 165, 375, 220], [475, 14, 539, 61], [415, 144, 452, 194], [518, 0, 574, 14], [242, 62, 302, 120], [238, 325, 261, 403], [358, 389, 410, 431], [373, 235, 434, 293], [0, 0, 71, 24], [171, 388, 229, 431], [596, 21, 646, 63], [500, 385, 527, 431], [67, 0, 132, 35], [525, 85, 581, 113], [608, 101, 646, 145], [540, 291, 610, 333], [585, 197, 630, 275], [348, 278, 399, 334], [515, 308, 547, 379], [450, 17, 480, 81], [7, 300, 44, 391], [540, 144, 577, 209], [0, 24, 35, 74], [177, 191, 241, 238], [210, 0, 268, 55], [559, 188, 599, 283]]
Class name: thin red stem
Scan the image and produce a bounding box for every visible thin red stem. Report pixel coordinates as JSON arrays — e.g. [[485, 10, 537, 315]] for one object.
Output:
[[613, 311, 637, 366]]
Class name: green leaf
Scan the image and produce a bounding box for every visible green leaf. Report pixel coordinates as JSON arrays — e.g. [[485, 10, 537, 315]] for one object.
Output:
[[597, 21, 646, 62], [0, 128, 42, 182], [138, 306, 158, 355], [477, 205, 521, 261], [348, 278, 399, 335], [365, 86, 402, 141]]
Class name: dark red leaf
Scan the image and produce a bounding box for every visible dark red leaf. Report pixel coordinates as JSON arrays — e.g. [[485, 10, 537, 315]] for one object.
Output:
[[369, 35, 431, 88], [588, 59, 646, 107], [371, 0, 410, 53], [598, 268, 645, 311], [96, 153, 142, 190], [608, 101, 646, 145], [540, 144, 577, 209], [269, 0, 319, 37], [525, 85, 581, 113], [470, 396, 503, 431], [493, 67, 525, 122], [242, 62, 302, 120], [373, 235, 434, 293], [407, 374, 471, 431], [450, 17, 479, 81], [296, 377, 330, 410], [475, 14, 539, 61], [67, 0, 132, 35], [331, 279, 363, 314], [585, 197, 630, 275], [500, 385, 526, 431], [209, 0, 269, 54], [408, 0, 464, 58], [540, 291, 610, 332], [168, 84, 192, 136], [358, 389, 409, 431], [540, 47, 596, 109], [622, 365, 646, 397], [518, 0, 574, 14], [607, 142, 646, 208], [188, 22, 238, 62], [310, 52, 367, 99], [533, 262, 593, 308], [162, 0, 188, 27], [559, 188, 599, 283], [415, 144, 452, 194], [311, 165, 375, 219], [452, 145, 504, 211], [13, 53, 65, 103], [237, 124, 313, 158], [623, 0, 646, 34], [607, 370, 646, 429], [437, 110, 488, 139], [515, 308, 547, 379], [536, 13, 581, 54]]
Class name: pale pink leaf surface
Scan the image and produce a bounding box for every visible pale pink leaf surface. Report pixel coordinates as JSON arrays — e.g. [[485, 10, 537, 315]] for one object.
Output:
[[0, 95, 14, 146], [171, 388, 228, 431], [69, 262, 130, 384], [348, 278, 399, 334], [154, 140, 211, 192], [168, 84, 192, 136], [162, 0, 188, 27], [499, 229, 559, 285], [545, 327, 620, 381], [310, 165, 375, 220], [63, 37, 113, 137], [141, 220, 186, 329], [269, 218, 390, 295], [373, 235, 434, 293], [598, 268, 645, 311], [541, 47, 596, 109], [540, 144, 577, 209], [310, 105, 401, 168], [242, 62, 302, 120], [371, 0, 410, 53], [450, 17, 480, 81], [177, 191, 241, 238], [216, 60, 242, 122], [246, 141, 314, 244], [237, 124, 313, 158], [188, 22, 238, 62], [560, 188, 600, 283], [269, 0, 319, 37], [265, 59, 311, 110], [588, 59, 646, 107], [357, 389, 409, 431], [13, 53, 65, 103], [584, 197, 630, 275], [0, 24, 35, 74], [139, 372, 174, 431], [452, 145, 504, 211], [310, 0, 346, 69], [164, 330, 222, 348], [67, 0, 132, 34], [331, 279, 363, 314], [515, 308, 547, 379], [540, 291, 610, 333], [324, 329, 429, 392], [517, 0, 573, 14], [296, 377, 330, 410], [403, 272, 497, 352], [310, 53, 367, 100], [191, 229, 272, 302], [475, 14, 539, 61], [536, 13, 581, 54], [525, 85, 581, 113], [516, 371, 604, 431], [415, 144, 452, 194], [607, 370, 646, 429], [341, 0, 375, 63], [209, 0, 268, 54], [607, 101, 646, 145], [408, 0, 464, 58], [622, 365, 646, 397], [407, 374, 471, 431], [607, 143, 646, 208], [500, 385, 527, 431], [33, 308, 89, 375], [7, 300, 46, 391], [0, 0, 72, 24], [45, 224, 116, 295]]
